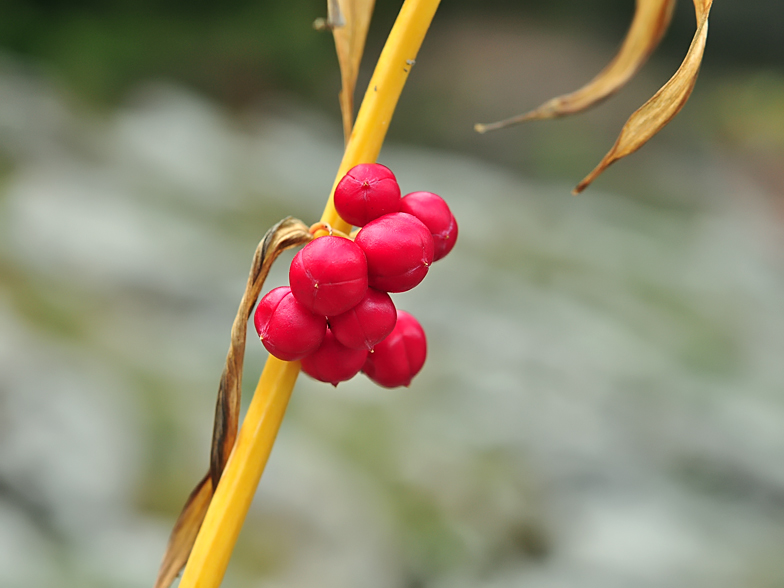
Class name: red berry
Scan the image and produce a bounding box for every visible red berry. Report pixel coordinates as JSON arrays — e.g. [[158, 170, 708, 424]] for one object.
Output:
[[254, 287, 326, 361], [289, 236, 368, 316], [334, 163, 401, 227], [329, 288, 397, 351], [354, 212, 434, 293], [301, 327, 369, 386], [362, 310, 427, 388], [400, 191, 458, 261]]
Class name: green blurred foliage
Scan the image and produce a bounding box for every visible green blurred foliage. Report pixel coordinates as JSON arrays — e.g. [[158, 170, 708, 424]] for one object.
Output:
[[0, 0, 335, 104], [0, 0, 781, 107]]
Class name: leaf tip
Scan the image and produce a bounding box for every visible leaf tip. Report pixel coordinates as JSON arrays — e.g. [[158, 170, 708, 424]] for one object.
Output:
[[573, 160, 609, 194]]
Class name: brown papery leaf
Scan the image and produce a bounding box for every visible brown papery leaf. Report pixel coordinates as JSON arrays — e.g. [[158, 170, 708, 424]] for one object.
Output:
[[209, 217, 313, 487], [153, 474, 213, 588], [574, 0, 713, 193], [330, 0, 376, 143], [153, 217, 313, 588], [475, 0, 675, 133]]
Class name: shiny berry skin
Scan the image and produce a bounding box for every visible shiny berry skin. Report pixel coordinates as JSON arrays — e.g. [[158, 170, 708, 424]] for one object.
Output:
[[400, 191, 458, 261], [289, 236, 368, 316], [301, 327, 369, 386], [362, 310, 427, 388], [334, 163, 401, 227], [354, 212, 434, 293], [254, 287, 327, 361], [328, 288, 397, 351]]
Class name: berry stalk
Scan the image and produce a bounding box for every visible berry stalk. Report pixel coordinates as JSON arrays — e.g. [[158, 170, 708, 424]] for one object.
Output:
[[175, 1, 441, 587], [321, 0, 440, 233]]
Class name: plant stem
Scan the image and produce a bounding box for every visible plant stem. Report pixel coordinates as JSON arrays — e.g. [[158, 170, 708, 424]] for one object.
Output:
[[176, 1, 441, 586], [321, 0, 441, 232]]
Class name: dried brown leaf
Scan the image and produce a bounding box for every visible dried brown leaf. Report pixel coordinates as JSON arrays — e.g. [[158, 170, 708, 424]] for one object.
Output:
[[475, 0, 675, 133], [209, 217, 313, 486], [154, 217, 313, 588], [331, 0, 376, 143], [574, 0, 713, 193], [153, 474, 213, 588]]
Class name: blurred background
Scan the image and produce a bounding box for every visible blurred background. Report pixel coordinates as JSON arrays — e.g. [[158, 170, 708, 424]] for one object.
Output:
[[1, 1, 784, 587]]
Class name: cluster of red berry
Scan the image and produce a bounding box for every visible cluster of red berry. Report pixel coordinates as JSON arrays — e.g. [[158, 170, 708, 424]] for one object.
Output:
[[253, 163, 457, 388]]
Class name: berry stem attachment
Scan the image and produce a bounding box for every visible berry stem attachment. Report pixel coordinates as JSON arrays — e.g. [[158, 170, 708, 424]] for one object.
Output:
[[308, 221, 351, 239], [321, 0, 441, 233], [173, 1, 441, 587]]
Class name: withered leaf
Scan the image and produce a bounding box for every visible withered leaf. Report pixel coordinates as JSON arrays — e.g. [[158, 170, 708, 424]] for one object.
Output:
[[574, 0, 713, 193], [209, 217, 313, 487], [330, 0, 376, 144], [475, 0, 675, 133], [153, 217, 312, 588], [153, 475, 213, 588]]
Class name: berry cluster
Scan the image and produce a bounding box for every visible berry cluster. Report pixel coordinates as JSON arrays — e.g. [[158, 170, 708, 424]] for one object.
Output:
[[253, 163, 457, 388]]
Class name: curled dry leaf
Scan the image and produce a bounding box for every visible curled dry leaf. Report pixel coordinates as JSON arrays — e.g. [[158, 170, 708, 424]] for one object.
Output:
[[574, 0, 713, 193], [153, 217, 313, 588], [329, 0, 376, 143], [475, 0, 675, 133], [153, 475, 213, 588]]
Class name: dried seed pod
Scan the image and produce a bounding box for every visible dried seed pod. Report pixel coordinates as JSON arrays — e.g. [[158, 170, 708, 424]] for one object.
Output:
[[289, 235, 368, 316], [253, 286, 326, 361], [354, 212, 434, 293], [362, 310, 427, 388], [400, 191, 458, 261], [301, 327, 369, 386], [334, 163, 401, 227], [329, 288, 397, 351]]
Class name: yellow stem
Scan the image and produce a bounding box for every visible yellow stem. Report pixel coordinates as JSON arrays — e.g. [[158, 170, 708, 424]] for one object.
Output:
[[321, 0, 440, 232], [177, 1, 441, 586]]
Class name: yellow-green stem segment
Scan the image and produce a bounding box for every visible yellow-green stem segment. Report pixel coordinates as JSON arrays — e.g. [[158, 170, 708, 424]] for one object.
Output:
[[321, 0, 440, 232], [176, 1, 441, 586]]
